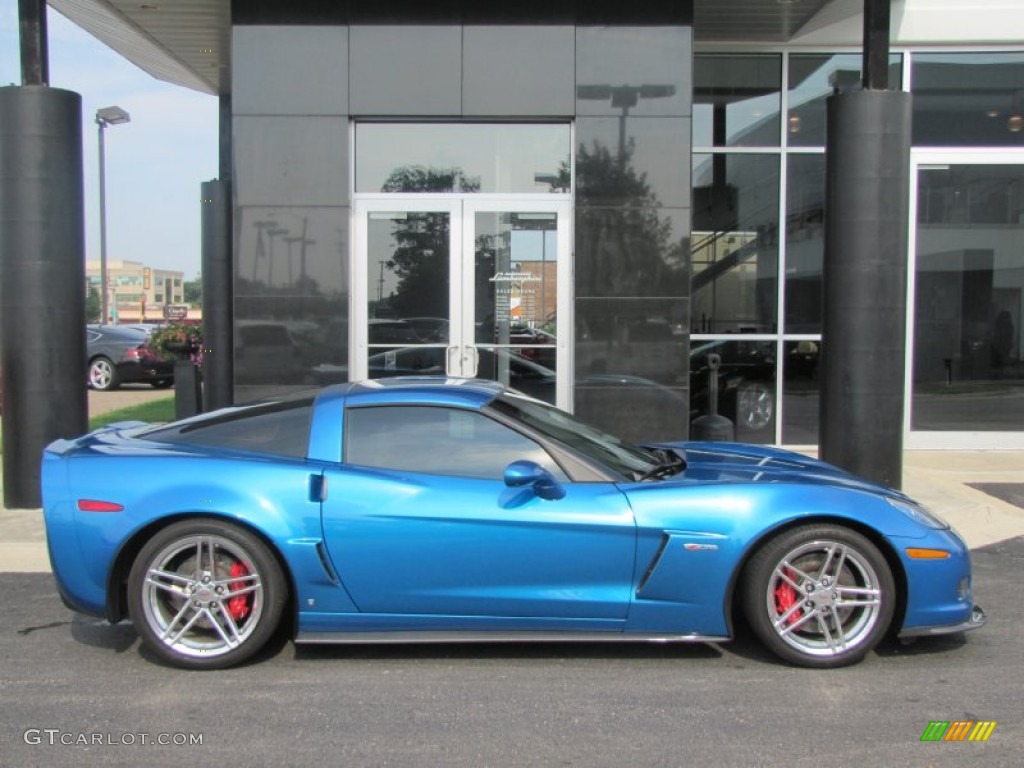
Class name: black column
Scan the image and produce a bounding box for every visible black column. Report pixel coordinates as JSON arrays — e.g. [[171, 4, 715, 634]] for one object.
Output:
[[820, 89, 912, 489], [201, 179, 233, 410], [18, 0, 48, 86], [1, 86, 88, 508]]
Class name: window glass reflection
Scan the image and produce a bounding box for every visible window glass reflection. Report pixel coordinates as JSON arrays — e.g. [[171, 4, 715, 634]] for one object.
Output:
[[689, 339, 776, 444], [782, 340, 821, 445], [365, 211, 450, 380], [785, 155, 825, 333], [787, 54, 902, 146], [355, 123, 572, 193], [694, 54, 781, 147], [692, 154, 780, 333], [345, 405, 565, 480], [912, 53, 1024, 146], [912, 164, 1024, 431]]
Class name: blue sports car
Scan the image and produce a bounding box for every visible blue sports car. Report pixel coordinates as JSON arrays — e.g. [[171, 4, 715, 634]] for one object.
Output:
[[42, 377, 985, 670]]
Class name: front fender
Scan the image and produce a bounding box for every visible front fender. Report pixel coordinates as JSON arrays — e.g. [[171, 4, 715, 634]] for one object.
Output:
[[620, 481, 932, 635]]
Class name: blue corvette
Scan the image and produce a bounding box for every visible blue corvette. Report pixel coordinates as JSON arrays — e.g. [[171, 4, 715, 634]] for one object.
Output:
[[42, 377, 984, 670]]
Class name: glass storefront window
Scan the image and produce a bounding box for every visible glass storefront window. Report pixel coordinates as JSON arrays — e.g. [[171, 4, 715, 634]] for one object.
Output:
[[782, 340, 821, 445], [785, 154, 825, 333], [788, 53, 902, 147], [912, 163, 1024, 431], [692, 153, 780, 333], [694, 54, 782, 147], [912, 53, 1024, 146], [689, 339, 777, 444], [355, 123, 572, 194]]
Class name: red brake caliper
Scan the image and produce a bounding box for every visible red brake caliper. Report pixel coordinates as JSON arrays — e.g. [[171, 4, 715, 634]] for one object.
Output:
[[774, 567, 802, 625], [227, 561, 251, 621]]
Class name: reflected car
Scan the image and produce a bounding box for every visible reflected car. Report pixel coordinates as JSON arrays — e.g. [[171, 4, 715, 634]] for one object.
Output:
[[404, 317, 449, 343], [689, 340, 776, 433], [368, 318, 419, 344], [42, 377, 983, 670], [86, 324, 174, 391], [236, 321, 304, 384]]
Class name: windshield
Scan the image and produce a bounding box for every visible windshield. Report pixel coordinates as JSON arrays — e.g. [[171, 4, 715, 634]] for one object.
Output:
[[488, 391, 663, 479]]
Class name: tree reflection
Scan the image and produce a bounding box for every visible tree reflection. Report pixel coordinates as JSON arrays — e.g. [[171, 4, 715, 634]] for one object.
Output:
[[575, 141, 687, 297], [377, 167, 480, 319]]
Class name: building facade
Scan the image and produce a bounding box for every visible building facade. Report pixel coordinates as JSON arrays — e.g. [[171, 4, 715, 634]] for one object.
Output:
[[85, 259, 188, 324], [48, 0, 1024, 449]]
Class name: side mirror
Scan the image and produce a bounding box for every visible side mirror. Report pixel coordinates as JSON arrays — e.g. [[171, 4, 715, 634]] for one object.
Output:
[[503, 460, 566, 501]]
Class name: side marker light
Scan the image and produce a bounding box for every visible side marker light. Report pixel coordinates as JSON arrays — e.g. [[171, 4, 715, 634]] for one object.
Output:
[[905, 548, 951, 559], [77, 499, 125, 513]]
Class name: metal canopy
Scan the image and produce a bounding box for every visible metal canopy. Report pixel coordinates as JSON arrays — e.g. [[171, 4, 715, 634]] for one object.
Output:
[[46, 0, 835, 96]]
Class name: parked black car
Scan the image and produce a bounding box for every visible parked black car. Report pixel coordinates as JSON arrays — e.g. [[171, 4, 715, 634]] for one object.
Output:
[[86, 324, 174, 391]]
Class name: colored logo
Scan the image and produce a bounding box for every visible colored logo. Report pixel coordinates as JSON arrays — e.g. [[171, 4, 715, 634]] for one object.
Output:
[[920, 721, 997, 742]]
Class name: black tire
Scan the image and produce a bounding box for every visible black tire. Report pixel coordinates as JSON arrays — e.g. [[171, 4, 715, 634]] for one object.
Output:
[[127, 519, 287, 670], [742, 524, 895, 668], [88, 356, 120, 391], [150, 379, 173, 389]]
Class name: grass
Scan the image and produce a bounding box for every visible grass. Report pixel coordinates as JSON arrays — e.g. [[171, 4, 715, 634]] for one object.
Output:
[[0, 397, 176, 456], [89, 397, 176, 430]]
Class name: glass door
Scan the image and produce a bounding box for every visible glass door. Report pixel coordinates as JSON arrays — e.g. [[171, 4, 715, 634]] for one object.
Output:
[[352, 198, 571, 409], [906, 155, 1024, 448]]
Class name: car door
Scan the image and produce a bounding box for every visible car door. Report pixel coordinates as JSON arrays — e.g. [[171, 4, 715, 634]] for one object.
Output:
[[320, 404, 637, 627]]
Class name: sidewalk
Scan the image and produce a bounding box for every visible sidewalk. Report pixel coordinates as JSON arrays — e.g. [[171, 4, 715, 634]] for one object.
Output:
[[2, 449, 1023, 573]]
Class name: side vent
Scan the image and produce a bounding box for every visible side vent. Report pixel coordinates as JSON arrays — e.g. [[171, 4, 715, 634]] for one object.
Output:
[[316, 542, 340, 584]]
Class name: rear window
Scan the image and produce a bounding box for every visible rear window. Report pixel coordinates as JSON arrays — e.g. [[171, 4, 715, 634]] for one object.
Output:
[[143, 397, 314, 458]]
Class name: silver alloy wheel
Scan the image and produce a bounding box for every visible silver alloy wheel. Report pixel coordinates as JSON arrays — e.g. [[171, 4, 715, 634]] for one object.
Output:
[[139, 534, 265, 659], [737, 383, 773, 430], [765, 538, 883, 658], [88, 358, 117, 390]]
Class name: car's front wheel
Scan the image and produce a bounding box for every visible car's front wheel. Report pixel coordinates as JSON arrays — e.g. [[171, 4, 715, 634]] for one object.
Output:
[[127, 520, 287, 670], [87, 356, 120, 391], [742, 524, 895, 668]]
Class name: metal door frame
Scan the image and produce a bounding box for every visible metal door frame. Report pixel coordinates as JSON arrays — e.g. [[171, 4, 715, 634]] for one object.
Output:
[[351, 196, 573, 410], [905, 150, 1024, 449]]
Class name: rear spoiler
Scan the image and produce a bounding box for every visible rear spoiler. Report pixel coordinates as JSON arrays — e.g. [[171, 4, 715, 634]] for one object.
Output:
[[44, 421, 149, 456]]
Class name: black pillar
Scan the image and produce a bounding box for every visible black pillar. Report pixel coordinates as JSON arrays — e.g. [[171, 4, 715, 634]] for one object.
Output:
[[18, 0, 48, 86], [820, 89, 912, 489], [862, 0, 892, 90], [1, 86, 88, 508], [201, 179, 233, 410]]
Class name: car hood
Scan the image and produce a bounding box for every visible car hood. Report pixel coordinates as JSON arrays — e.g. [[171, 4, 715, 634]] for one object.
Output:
[[647, 441, 903, 499]]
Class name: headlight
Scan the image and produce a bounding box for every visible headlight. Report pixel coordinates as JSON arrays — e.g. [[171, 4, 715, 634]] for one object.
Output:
[[886, 497, 949, 530]]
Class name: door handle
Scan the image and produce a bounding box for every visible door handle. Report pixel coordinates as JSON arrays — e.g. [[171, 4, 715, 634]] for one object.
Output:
[[309, 474, 328, 502], [463, 346, 479, 377]]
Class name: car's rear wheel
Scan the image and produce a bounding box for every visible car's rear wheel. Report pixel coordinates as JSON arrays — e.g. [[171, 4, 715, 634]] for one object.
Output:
[[127, 520, 287, 670], [742, 524, 895, 668], [88, 356, 120, 391]]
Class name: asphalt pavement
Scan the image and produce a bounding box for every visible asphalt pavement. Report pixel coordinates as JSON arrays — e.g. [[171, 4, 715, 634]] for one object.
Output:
[[1, 537, 1021, 766]]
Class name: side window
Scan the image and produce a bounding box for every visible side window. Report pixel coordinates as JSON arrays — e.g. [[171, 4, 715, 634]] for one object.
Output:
[[344, 406, 566, 481], [143, 398, 313, 458]]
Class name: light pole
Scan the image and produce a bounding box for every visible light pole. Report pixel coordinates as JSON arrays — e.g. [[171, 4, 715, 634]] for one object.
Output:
[[96, 105, 130, 324], [576, 84, 675, 167]]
